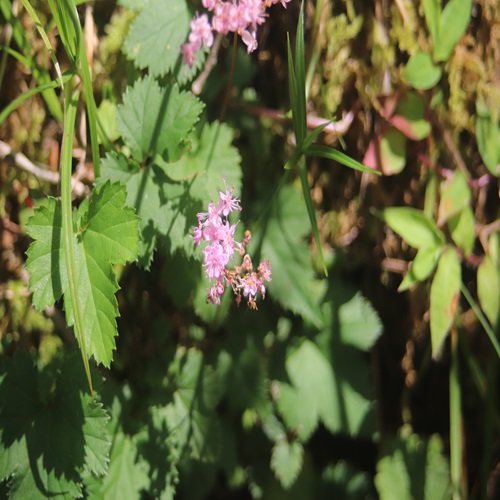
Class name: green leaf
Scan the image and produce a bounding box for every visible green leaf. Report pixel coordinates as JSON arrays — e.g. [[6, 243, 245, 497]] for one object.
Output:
[[26, 182, 139, 366], [448, 206, 475, 256], [477, 255, 500, 327], [164, 348, 223, 461], [123, 0, 190, 77], [165, 121, 241, 194], [270, 440, 304, 490], [305, 144, 378, 174], [403, 51, 442, 90], [391, 92, 431, 141], [0, 351, 110, 498], [430, 247, 461, 357], [277, 288, 382, 439], [423, 0, 441, 44], [375, 431, 450, 500], [100, 121, 241, 267], [97, 99, 120, 144], [437, 171, 471, 226], [476, 103, 500, 176], [381, 207, 445, 249], [399, 246, 442, 292], [25, 198, 65, 310], [85, 432, 149, 499], [379, 128, 407, 175], [255, 184, 324, 328], [434, 0, 472, 62], [116, 76, 203, 163]]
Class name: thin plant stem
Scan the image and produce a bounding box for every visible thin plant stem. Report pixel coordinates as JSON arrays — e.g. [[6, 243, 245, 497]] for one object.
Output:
[[61, 86, 94, 396], [450, 325, 464, 499], [219, 32, 238, 123], [460, 281, 500, 359]]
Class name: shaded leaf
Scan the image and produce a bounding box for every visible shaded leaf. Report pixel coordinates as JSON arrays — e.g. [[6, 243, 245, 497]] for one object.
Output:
[[0, 351, 110, 499], [255, 184, 324, 328], [375, 431, 450, 500]]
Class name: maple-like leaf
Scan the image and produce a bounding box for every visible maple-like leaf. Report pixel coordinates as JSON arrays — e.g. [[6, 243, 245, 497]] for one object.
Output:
[[100, 121, 241, 267], [116, 76, 203, 163], [25, 182, 139, 366], [122, 0, 204, 82]]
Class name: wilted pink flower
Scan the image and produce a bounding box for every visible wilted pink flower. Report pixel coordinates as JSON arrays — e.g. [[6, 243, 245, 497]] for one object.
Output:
[[193, 179, 271, 308]]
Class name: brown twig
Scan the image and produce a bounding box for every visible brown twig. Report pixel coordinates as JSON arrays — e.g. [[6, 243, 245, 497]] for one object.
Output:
[[192, 33, 223, 96], [0, 140, 87, 196]]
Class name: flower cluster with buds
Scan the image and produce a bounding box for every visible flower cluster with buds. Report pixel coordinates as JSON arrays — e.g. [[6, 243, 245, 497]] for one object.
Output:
[[182, 0, 292, 67], [193, 179, 272, 309]]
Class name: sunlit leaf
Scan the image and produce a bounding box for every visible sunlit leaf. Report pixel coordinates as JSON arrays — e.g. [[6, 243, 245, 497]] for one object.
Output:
[[437, 171, 471, 226], [448, 206, 475, 256], [26, 183, 139, 366], [476, 102, 500, 176], [430, 247, 461, 357], [123, 0, 191, 77], [434, 0, 473, 62], [270, 440, 304, 490], [398, 246, 442, 292], [381, 207, 445, 249], [403, 51, 442, 90], [116, 76, 203, 163]]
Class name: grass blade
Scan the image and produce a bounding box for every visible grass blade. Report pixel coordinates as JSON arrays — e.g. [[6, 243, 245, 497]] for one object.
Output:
[[0, 70, 73, 126], [298, 157, 328, 276], [305, 144, 381, 174]]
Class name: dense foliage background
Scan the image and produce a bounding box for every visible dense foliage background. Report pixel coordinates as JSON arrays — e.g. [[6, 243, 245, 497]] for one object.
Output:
[[0, 0, 499, 498]]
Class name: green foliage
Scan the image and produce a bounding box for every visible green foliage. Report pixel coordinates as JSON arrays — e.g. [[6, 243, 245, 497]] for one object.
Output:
[[403, 51, 442, 90], [430, 247, 461, 357], [116, 76, 203, 163], [476, 102, 500, 176], [122, 0, 202, 82], [381, 207, 445, 249], [375, 430, 450, 499], [0, 351, 110, 498], [254, 183, 323, 327], [26, 182, 139, 366]]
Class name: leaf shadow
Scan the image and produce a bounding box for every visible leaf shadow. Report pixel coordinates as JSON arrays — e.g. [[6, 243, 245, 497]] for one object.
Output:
[[0, 350, 89, 496]]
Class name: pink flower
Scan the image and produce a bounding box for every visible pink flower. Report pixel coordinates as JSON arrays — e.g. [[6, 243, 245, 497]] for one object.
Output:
[[193, 179, 271, 308], [182, 0, 290, 67]]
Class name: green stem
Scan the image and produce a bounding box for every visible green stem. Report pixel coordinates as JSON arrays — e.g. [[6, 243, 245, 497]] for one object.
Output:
[[450, 326, 463, 499], [61, 86, 94, 395], [460, 281, 500, 359]]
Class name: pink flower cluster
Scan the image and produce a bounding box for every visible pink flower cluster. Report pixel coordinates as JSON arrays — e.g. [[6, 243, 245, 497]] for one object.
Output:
[[182, 0, 292, 67], [193, 180, 272, 308]]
